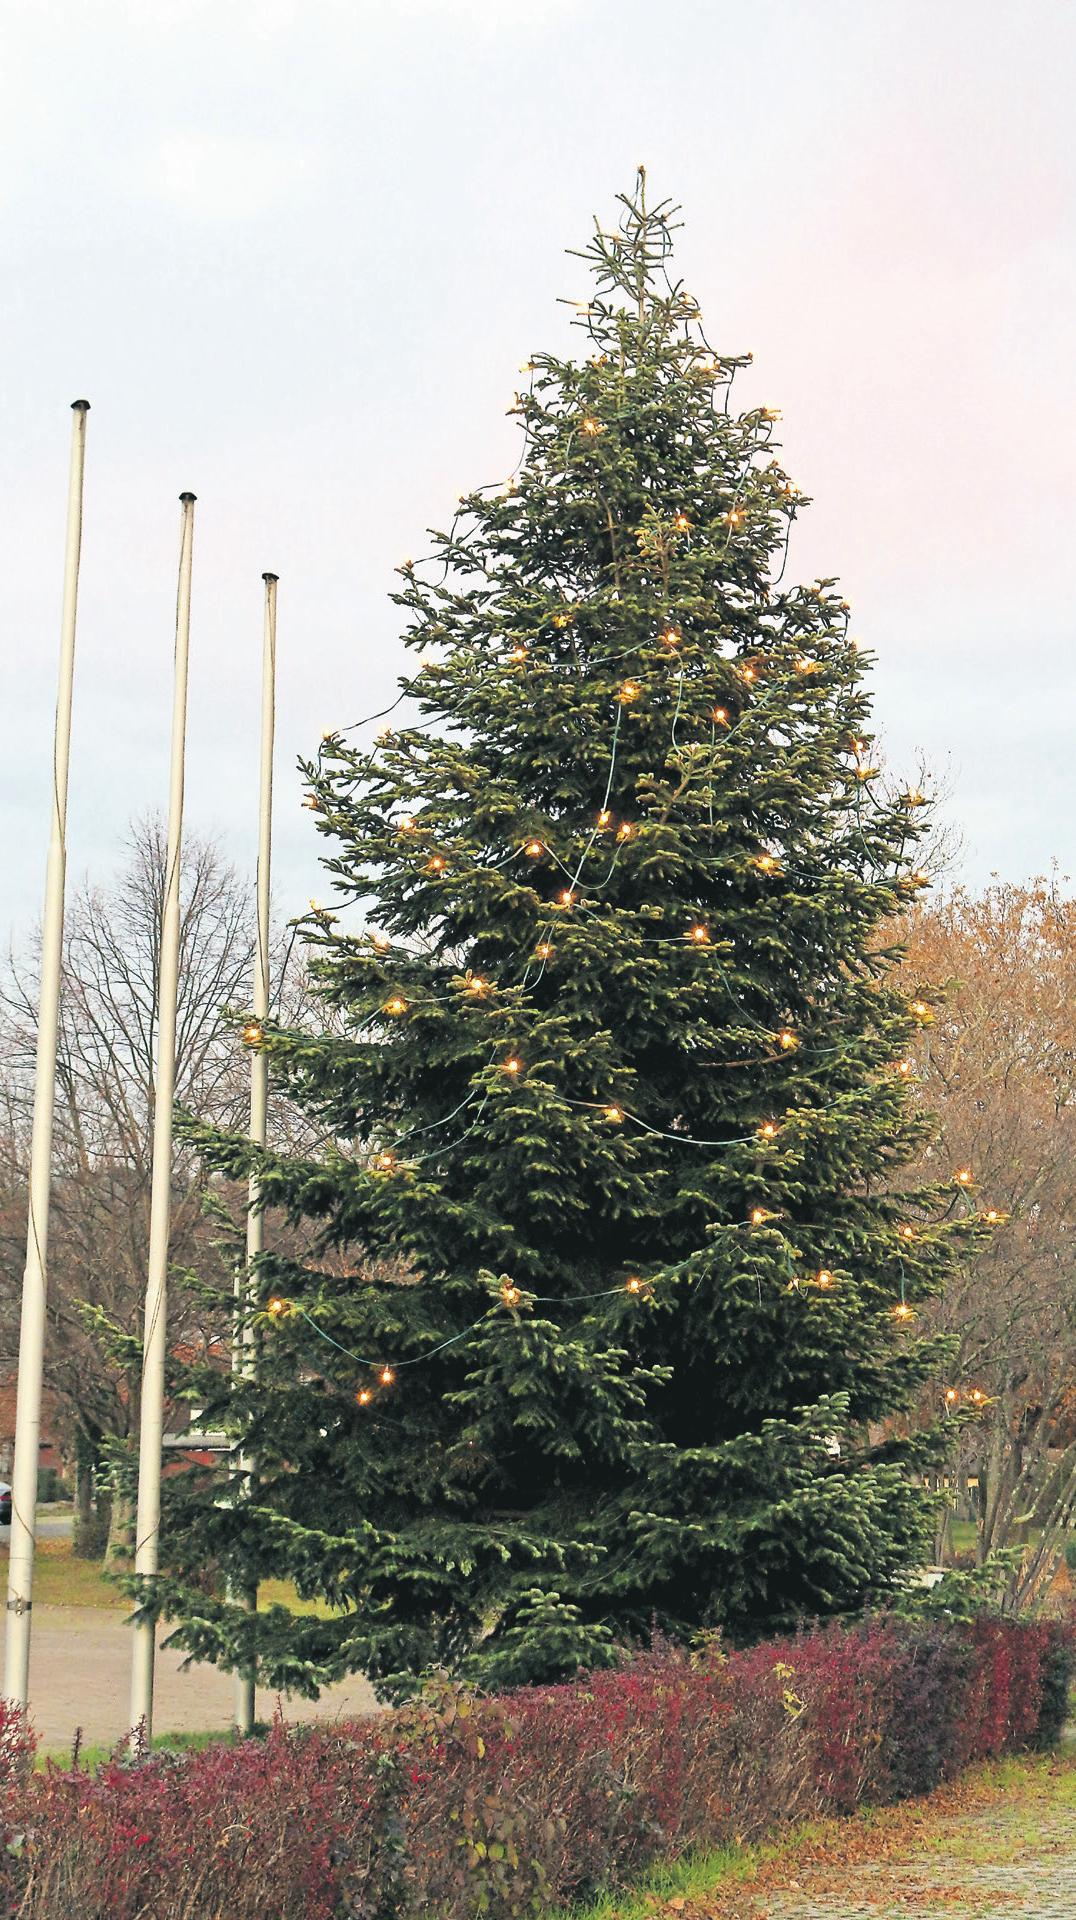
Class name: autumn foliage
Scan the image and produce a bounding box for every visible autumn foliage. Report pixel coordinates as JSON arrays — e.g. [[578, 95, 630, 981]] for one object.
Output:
[[0, 1613, 1069, 1920]]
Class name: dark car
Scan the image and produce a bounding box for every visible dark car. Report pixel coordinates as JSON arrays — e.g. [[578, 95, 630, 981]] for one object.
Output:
[[0, 1483, 11, 1526]]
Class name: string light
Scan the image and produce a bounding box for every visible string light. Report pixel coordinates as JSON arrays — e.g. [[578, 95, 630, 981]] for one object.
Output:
[[379, 1367, 396, 1386], [603, 1105, 624, 1124], [945, 1387, 959, 1405], [558, 889, 576, 908], [661, 627, 681, 648], [984, 1208, 1007, 1225], [535, 942, 555, 961], [968, 1387, 986, 1406], [524, 838, 545, 858], [427, 855, 447, 874], [500, 1283, 522, 1308], [466, 975, 489, 996], [625, 1276, 644, 1294], [553, 612, 573, 629], [508, 645, 528, 664], [372, 1151, 397, 1173], [892, 1302, 916, 1323], [777, 1029, 798, 1051], [674, 513, 691, 531], [910, 999, 932, 1021], [688, 924, 710, 944], [397, 815, 416, 834], [814, 1270, 835, 1289], [581, 416, 602, 436], [597, 809, 612, 829], [616, 822, 635, 841], [895, 1057, 914, 1077], [242, 1022, 263, 1047], [267, 1298, 288, 1318], [618, 680, 641, 703], [954, 1167, 974, 1188], [739, 663, 757, 684], [750, 1207, 771, 1226], [898, 1224, 916, 1241], [712, 707, 729, 726], [356, 1388, 373, 1406], [724, 509, 743, 528], [384, 996, 408, 1017], [502, 1055, 523, 1075], [756, 853, 780, 874], [758, 1121, 779, 1141]]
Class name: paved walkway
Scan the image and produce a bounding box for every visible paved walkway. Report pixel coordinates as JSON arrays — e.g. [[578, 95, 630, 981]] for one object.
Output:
[[27, 1604, 378, 1753], [750, 1766, 1076, 1919]]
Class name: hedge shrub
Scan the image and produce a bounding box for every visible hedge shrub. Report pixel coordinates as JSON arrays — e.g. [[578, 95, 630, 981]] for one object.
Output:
[[1, 1612, 1070, 1919]]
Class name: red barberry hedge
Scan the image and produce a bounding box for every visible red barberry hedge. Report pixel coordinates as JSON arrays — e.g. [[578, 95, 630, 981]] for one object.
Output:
[[1, 1613, 1070, 1919]]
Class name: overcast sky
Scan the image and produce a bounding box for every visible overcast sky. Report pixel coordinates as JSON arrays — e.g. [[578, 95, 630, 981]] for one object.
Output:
[[3, 0, 1075, 949]]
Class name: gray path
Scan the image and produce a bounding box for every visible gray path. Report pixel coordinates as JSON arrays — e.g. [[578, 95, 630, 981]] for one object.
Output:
[[765, 1793, 1076, 1919]]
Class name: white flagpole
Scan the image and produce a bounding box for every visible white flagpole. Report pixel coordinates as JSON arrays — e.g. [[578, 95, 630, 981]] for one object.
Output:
[[233, 571, 277, 1736], [4, 400, 90, 1709], [129, 491, 196, 1745]]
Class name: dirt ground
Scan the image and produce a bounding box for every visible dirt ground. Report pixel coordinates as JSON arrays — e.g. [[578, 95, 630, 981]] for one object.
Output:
[[27, 1605, 379, 1753]]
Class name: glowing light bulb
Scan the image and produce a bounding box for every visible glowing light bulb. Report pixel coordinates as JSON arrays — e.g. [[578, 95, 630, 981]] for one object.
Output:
[[397, 815, 416, 834], [616, 822, 634, 841], [626, 1276, 643, 1294], [581, 416, 602, 436], [466, 975, 488, 996], [895, 1057, 914, 1076], [356, 1387, 373, 1406], [501, 1283, 522, 1308], [379, 1367, 395, 1387], [597, 809, 612, 829], [910, 1000, 931, 1021], [758, 1121, 779, 1141], [674, 513, 691, 531], [898, 1224, 915, 1241], [242, 1022, 263, 1047], [618, 680, 641, 703], [558, 889, 575, 908], [603, 1105, 624, 1124], [955, 1167, 974, 1188], [373, 1151, 396, 1173], [750, 1207, 769, 1226], [713, 707, 729, 726], [739, 663, 757, 683], [688, 924, 710, 944], [502, 1055, 523, 1076], [756, 853, 779, 874], [778, 1029, 798, 1051], [384, 996, 407, 1017], [508, 645, 528, 664], [724, 509, 743, 527], [267, 1297, 287, 1317], [524, 839, 544, 858], [661, 627, 681, 648], [945, 1387, 959, 1404], [892, 1302, 916, 1323], [535, 942, 554, 961], [427, 855, 446, 874], [984, 1208, 1006, 1225], [553, 612, 572, 629], [816, 1269, 834, 1289], [969, 1387, 985, 1406]]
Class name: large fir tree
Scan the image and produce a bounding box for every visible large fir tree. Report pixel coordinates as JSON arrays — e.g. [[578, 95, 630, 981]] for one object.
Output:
[[160, 176, 981, 1697]]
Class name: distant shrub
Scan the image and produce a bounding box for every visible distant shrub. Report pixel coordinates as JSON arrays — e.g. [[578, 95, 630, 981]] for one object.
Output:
[[3, 1613, 1071, 1920]]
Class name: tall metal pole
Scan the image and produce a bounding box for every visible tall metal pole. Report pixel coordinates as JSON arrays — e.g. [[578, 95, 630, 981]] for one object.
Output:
[[129, 492, 196, 1745], [233, 571, 277, 1735], [4, 400, 90, 1709]]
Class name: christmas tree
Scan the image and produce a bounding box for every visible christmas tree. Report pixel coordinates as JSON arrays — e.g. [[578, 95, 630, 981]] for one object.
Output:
[[160, 174, 981, 1697]]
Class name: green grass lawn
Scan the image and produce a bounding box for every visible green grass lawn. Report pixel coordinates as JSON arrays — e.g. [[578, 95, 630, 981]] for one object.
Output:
[[0, 1536, 338, 1618]]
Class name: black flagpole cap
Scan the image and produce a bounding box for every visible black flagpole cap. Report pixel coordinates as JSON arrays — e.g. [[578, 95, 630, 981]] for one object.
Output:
[[71, 399, 90, 412], [179, 491, 197, 503], [262, 571, 279, 583]]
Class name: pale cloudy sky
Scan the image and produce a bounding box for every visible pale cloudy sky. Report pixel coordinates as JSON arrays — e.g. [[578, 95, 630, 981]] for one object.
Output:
[[3, 0, 1075, 941]]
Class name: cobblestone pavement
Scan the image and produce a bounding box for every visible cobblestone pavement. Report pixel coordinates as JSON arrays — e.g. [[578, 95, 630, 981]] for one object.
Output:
[[763, 1791, 1076, 1919]]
